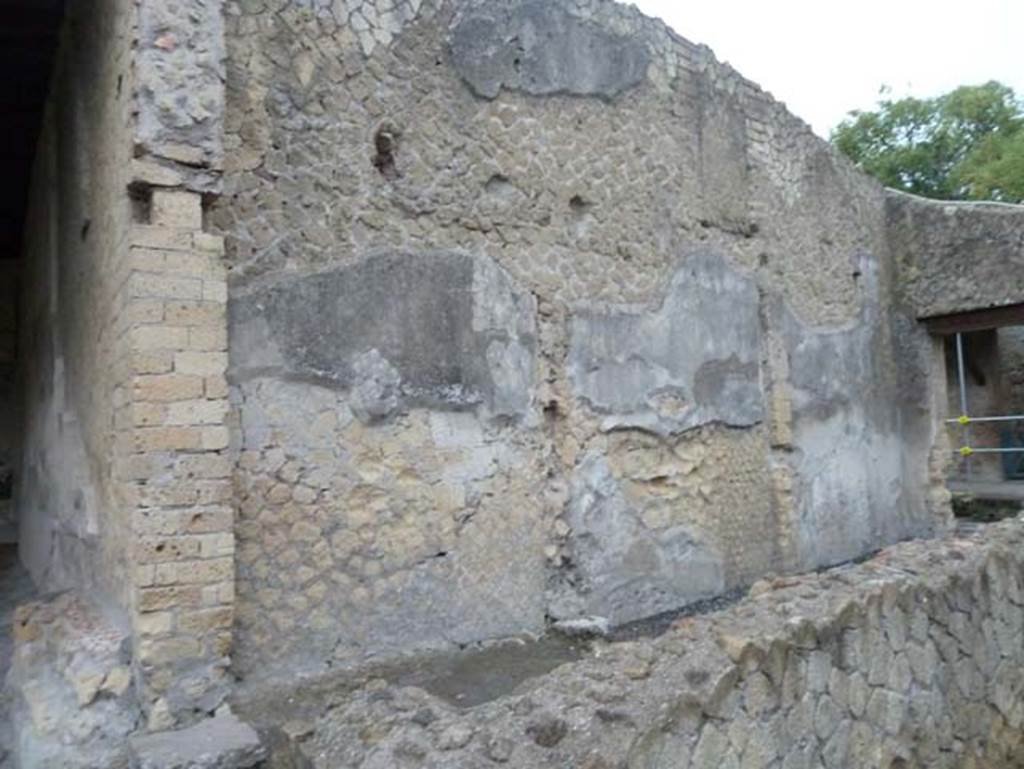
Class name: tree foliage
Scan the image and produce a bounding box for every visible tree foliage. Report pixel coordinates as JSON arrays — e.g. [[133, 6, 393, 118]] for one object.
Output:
[[831, 81, 1024, 203]]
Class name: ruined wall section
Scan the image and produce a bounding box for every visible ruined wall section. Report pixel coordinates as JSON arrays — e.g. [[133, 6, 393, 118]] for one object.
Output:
[[887, 191, 1024, 319], [295, 518, 1024, 769], [14, 0, 234, 730], [124, 0, 234, 729], [215, 0, 945, 681], [134, 0, 226, 187]]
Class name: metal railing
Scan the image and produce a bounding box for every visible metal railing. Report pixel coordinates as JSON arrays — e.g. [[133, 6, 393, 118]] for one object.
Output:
[[945, 332, 1024, 481]]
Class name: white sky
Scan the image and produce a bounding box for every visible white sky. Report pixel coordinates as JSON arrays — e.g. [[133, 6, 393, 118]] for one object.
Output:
[[629, 0, 1024, 138]]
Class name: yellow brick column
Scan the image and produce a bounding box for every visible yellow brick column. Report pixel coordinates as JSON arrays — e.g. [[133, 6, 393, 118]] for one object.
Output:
[[120, 189, 234, 729]]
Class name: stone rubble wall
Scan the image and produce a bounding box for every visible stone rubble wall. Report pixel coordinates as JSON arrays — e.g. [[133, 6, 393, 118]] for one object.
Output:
[[290, 517, 1024, 769], [134, 0, 227, 188], [215, 0, 950, 683]]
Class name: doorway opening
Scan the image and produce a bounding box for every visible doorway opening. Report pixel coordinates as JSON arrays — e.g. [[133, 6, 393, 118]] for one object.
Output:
[[927, 305, 1024, 519]]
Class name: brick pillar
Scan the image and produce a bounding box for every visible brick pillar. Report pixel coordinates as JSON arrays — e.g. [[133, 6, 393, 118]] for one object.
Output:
[[118, 189, 234, 729]]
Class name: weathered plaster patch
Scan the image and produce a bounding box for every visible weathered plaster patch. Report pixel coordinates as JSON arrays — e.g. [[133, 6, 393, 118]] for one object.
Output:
[[779, 253, 932, 569], [568, 250, 763, 436], [449, 0, 650, 100], [229, 251, 536, 421], [554, 452, 725, 624]]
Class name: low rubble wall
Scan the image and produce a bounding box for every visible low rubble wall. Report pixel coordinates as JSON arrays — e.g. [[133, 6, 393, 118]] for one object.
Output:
[[274, 517, 1024, 769]]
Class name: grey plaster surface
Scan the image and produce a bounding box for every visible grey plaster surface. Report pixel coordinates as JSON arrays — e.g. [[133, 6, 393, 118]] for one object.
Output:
[[557, 454, 725, 624], [230, 251, 536, 420], [449, 1, 650, 101], [886, 191, 1024, 318], [129, 711, 265, 769], [779, 252, 935, 569], [569, 250, 763, 436]]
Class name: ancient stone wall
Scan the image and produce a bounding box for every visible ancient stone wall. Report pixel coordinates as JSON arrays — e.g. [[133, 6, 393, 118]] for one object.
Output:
[[282, 517, 1024, 769], [120, 0, 234, 728], [14, 0, 235, 730], [887, 191, 1024, 319], [214, 0, 948, 683]]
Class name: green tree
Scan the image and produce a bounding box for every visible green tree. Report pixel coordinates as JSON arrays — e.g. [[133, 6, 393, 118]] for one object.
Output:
[[831, 81, 1024, 203]]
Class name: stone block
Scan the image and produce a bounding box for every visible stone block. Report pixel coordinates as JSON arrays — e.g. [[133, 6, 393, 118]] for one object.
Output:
[[131, 273, 204, 300], [132, 225, 194, 252], [132, 325, 191, 351], [151, 190, 203, 231], [450, 1, 649, 100], [165, 399, 229, 426], [174, 351, 228, 377], [133, 374, 205, 402], [128, 712, 266, 765]]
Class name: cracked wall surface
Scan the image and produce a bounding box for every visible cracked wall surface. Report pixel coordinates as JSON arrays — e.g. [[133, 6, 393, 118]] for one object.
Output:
[[213, 0, 948, 684]]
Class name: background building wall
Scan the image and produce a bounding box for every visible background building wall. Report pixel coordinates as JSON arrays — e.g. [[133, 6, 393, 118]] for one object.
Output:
[[214, 0, 948, 684]]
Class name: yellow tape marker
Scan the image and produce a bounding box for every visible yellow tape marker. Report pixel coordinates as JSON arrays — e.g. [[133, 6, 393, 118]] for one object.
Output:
[[959, 446, 974, 457], [957, 415, 971, 425]]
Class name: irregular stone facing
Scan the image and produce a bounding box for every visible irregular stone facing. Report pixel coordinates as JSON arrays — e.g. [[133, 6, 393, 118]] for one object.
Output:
[[267, 517, 1024, 768], [449, 1, 650, 100], [229, 251, 536, 420], [129, 710, 265, 769], [346, 0, 431, 57], [216, 0, 940, 684], [569, 251, 763, 436], [886, 190, 1024, 318], [233, 384, 548, 678]]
